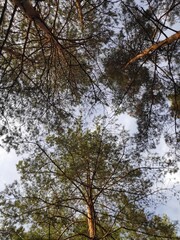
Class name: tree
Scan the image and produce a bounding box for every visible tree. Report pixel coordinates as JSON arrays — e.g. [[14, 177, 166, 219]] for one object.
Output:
[[0, 119, 179, 239], [0, 2, 180, 237], [0, 0, 179, 154], [0, 214, 178, 240], [0, 0, 116, 101], [0, 0, 118, 151], [100, 0, 180, 153]]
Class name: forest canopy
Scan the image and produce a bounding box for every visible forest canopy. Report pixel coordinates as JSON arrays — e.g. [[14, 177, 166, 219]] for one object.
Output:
[[0, 119, 179, 239], [0, 0, 180, 239]]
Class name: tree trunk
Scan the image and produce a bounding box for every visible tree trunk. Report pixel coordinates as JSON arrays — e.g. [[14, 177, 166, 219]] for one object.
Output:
[[86, 164, 96, 239], [87, 201, 96, 239]]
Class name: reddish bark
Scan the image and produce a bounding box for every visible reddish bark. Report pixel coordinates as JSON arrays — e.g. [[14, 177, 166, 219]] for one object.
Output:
[[125, 31, 180, 68]]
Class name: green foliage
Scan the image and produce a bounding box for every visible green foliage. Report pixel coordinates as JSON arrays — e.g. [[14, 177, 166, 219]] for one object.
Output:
[[99, 0, 180, 152], [168, 93, 180, 118], [0, 0, 179, 154], [0, 119, 179, 239], [0, 1, 179, 238]]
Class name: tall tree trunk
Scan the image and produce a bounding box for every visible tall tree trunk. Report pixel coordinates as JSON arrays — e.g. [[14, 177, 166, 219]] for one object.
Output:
[[86, 168, 96, 239], [87, 200, 96, 239]]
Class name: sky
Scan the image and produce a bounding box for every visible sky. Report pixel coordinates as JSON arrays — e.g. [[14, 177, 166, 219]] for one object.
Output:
[[0, 148, 20, 189]]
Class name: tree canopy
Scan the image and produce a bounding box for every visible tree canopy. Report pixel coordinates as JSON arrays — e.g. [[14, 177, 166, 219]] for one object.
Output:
[[0, 0, 179, 152], [0, 120, 179, 239], [0, 0, 180, 239]]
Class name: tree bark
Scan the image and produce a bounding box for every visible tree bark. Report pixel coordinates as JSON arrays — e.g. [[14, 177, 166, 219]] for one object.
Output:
[[12, 0, 65, 61], [75, 0, 84, 29], [86, 167, 96, 239], [124, 31, 180, 68], [87, 201, 96, 239]]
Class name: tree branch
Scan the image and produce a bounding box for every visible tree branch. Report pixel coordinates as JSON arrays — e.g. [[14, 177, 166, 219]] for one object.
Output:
[[12, 0, 66, 61], [124, 31, 180, 68]]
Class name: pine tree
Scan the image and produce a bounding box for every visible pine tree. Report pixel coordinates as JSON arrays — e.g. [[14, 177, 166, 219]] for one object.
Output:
[[0, 119, 178, 239]]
